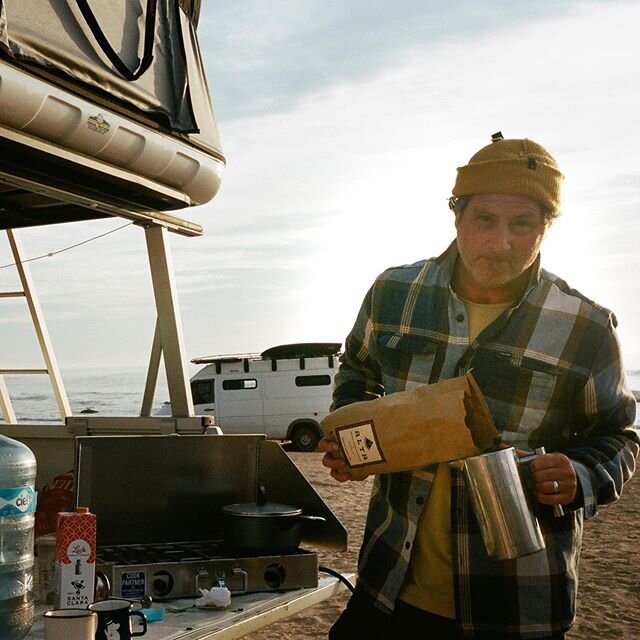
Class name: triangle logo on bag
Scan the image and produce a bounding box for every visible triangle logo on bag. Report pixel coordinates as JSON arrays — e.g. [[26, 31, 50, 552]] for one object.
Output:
[[335, 420, 384, 467]]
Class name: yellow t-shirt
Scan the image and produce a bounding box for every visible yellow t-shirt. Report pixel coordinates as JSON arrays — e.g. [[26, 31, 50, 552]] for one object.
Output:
[[398, 297, 511, 618], [463, 298, 514, 345], [399, 462, 454, 617]]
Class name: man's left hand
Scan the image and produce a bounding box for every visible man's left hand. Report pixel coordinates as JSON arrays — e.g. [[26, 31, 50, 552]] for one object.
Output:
[[529, 452, 578, 506]]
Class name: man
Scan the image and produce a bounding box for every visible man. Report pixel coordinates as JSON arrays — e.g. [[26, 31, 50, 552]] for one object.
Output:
[[320, 133, 639, 639]]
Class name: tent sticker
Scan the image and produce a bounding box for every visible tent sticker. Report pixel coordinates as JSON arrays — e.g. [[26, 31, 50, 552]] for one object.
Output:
[[87, 114, 110, 134]]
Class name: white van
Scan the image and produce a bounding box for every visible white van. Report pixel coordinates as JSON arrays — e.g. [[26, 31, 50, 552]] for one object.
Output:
[[160, 343, 341, 451]]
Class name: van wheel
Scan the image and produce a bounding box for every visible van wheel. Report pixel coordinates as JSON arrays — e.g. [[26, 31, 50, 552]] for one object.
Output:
[[291, 424, 320, 452]]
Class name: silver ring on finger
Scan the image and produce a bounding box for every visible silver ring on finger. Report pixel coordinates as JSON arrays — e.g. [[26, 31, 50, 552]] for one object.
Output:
[[552, 480, 560, 494]]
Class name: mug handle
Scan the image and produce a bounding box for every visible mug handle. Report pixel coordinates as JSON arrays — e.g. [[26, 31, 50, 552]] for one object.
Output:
[[518, 447, 565, 518], [130, 611, 148, 637]]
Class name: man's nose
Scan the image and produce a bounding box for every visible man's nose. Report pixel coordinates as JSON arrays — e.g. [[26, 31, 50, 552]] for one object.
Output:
[[488, 224, 513, 252]]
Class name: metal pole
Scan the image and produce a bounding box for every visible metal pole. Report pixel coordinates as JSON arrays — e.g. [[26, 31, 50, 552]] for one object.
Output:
[[0, 375, 17, 424], [143, 224, 194, 417], [140, 319, 163, 416]]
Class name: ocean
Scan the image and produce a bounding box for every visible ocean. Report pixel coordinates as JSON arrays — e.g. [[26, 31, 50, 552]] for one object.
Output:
[[1, 367, 639, 426], [1, 366, 169, 423], [627, 370, 640, 427], [627, 370, 640, 394]]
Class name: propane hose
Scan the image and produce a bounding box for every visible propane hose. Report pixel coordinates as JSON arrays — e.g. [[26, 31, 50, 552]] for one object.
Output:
[[319, 566, 355, 593]]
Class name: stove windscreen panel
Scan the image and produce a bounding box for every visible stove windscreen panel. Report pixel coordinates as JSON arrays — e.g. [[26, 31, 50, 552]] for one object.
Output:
[[75, 434, 264, 546], [257, 441, 348, 551]]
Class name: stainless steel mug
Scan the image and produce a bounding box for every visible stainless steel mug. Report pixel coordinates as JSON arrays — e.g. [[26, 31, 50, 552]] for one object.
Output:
[[462, 447, 545, 560]]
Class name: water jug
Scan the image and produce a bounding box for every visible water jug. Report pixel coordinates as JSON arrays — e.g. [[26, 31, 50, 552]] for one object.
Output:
[[0, 435, 37, 640]]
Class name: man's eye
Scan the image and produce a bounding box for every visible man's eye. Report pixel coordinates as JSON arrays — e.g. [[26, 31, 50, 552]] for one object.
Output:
[[511, 219, 542, 236]]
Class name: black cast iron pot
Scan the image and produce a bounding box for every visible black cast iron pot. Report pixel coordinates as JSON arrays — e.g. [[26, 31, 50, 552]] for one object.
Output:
[[221, 499, 325, 553]]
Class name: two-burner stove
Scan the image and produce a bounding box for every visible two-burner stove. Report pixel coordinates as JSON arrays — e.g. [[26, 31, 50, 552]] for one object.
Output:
[[96, 541, 319, 600], [75, 435, 347, 602]]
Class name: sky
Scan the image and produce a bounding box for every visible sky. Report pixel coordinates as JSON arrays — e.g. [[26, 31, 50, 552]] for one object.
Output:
[[1, 0, 639, 402]]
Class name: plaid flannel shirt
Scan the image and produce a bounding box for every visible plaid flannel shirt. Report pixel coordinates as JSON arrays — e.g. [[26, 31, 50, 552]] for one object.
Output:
[[333, 242, 638, 639]]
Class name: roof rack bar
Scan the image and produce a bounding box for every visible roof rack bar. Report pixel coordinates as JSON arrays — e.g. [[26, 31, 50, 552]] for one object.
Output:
[[0, 369, 49, 375]]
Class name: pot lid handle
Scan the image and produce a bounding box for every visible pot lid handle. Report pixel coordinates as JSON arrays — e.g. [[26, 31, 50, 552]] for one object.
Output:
[[257, 485, 268, 506]]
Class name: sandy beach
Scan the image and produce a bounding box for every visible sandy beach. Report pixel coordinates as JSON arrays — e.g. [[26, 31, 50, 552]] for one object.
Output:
[[245, 451, 639, 640]]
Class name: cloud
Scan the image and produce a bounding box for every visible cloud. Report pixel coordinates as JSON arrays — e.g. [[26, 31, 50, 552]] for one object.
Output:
[[200, 0, 609, 119], [189, 0, 640, 361], [192, 2, 640, 241]]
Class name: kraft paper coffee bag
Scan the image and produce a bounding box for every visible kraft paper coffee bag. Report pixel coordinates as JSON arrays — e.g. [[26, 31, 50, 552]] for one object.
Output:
[[321, 372, 498, 479]]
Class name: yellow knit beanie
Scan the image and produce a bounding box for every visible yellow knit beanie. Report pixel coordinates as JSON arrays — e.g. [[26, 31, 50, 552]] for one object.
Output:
[[452, 133, 564, 213]]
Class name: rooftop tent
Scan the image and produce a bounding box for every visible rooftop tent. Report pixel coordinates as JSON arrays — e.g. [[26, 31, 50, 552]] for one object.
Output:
[[0, 0, 225, 233]]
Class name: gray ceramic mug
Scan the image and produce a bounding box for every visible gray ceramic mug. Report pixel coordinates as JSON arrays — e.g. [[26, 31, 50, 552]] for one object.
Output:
[[43, 609, 97, 640]]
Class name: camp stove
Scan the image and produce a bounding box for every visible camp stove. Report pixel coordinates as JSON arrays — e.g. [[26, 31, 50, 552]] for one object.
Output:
[[75, 434, 346, 601], [95, 540, 319, 600]]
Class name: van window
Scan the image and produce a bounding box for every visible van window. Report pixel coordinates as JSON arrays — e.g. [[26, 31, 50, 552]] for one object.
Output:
[[191, 379, 214, 404], [222, 378, 258, 391], [295, 375, 332, 387]]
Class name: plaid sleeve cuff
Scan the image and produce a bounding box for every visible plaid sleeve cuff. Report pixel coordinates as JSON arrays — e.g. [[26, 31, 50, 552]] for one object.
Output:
[[571, 459, 597, 518]]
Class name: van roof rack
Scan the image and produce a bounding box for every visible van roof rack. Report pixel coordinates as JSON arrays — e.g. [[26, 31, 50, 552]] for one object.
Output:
[[190, 353, 261, 365], [190, 343, 342, 365], [260, 343, 342, 360]]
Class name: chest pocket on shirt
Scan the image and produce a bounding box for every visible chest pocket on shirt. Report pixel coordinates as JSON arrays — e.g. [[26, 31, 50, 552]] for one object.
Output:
[[376, 332, 440, 392], [471, 350, 570, 440]]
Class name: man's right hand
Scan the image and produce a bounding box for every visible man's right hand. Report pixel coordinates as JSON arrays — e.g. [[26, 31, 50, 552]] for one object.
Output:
[[319, 438, 359, 482]]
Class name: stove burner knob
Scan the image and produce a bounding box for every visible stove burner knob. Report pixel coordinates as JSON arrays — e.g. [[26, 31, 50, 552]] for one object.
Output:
[[264, 563, 286, 589], [151, 570, 174, 597]]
